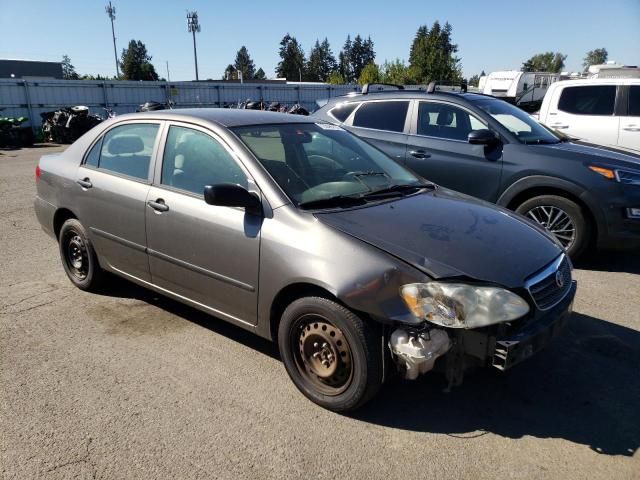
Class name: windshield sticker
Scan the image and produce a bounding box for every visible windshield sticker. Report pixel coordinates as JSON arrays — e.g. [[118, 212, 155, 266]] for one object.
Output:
[[316, 123, 343, 130]]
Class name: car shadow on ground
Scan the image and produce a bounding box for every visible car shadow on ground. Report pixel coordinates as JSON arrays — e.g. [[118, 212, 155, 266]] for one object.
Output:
[[354, 312, 640, 457], [102, 276, 280, 361], [100, 277, 638, 457], [575, 250, 640, 274]]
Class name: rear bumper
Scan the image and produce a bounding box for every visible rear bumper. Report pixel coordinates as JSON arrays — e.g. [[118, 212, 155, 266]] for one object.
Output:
[[491, 280, 576, 370], [34, 195, 56, 239]]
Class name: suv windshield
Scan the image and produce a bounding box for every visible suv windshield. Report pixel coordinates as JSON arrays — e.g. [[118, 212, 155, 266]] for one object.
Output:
[[233, 123, 423, 207], [473, 97, 560, 144]]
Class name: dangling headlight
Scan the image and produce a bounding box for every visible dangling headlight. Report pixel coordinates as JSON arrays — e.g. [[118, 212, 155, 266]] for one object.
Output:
[[400, 282, 530, 329]]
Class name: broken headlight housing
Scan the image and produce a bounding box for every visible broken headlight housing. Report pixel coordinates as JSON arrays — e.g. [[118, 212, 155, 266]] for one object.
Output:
[[400, 282, 530, 329]]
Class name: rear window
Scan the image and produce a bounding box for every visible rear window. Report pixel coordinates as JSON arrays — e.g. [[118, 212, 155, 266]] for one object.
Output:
[[629, 86, 640, 116], [558, 85, 616, 116], [329, 103, 358, 122], [352, 101, 409, 132]]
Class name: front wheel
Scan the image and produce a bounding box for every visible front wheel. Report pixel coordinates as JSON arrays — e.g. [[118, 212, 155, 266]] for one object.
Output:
[[278, 297, 382, 412], [515, 195, 590, 259]]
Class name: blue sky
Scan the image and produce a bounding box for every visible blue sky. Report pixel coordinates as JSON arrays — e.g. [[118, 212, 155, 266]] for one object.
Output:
[[1, 0, 638, 80]]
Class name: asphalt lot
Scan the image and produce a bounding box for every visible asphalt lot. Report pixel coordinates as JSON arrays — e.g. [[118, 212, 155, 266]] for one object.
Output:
[[1, 145, 639, 479]]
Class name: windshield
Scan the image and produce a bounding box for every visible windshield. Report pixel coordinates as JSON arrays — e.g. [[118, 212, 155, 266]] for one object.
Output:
[[473, 97, 560, 144], [232, 123, 423, 207]]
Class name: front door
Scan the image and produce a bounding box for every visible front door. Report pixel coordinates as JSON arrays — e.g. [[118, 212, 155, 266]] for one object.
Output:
[[619, 85, 640, 151], [75, 122, 161, 281], [145, 124, 260, 326], [549, 84, 620, 146], [405, 101, 502, 201]]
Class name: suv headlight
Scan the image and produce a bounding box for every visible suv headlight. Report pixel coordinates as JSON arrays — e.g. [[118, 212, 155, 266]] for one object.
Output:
[[588, 165, 640, 185], [400, 282, 530, 329]]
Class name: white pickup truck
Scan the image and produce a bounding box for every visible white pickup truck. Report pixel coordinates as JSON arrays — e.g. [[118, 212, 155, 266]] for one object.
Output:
[[538, 78, 640, 151]]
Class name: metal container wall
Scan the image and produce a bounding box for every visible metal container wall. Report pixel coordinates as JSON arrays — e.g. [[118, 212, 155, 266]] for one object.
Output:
[[0, 79, 358, 128]]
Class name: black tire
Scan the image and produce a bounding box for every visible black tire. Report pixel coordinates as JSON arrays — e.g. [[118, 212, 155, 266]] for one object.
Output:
[[515, 194, 590, 259], [278, 297, 382, 412], [58, 218, 104, 291]]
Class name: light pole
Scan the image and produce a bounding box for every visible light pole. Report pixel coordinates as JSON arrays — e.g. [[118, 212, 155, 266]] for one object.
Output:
[[187, 11, 201, 81], [105, 1, 120, 78]]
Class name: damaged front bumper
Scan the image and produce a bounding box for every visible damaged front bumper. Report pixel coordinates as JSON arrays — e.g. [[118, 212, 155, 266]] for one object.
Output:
[[389, 280, 577, 382]]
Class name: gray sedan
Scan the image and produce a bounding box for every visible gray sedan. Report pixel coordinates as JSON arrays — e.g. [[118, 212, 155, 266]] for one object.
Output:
[[34, 109, 575, 411]]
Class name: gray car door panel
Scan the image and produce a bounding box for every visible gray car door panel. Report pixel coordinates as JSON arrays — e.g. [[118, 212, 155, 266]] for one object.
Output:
[[405, 101, 503, 201], [145, 123, 260, 325]]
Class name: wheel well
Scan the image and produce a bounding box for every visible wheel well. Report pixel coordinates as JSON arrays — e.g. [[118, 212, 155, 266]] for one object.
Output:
[[269, 283, 337, 342], [506, 186, 598, 241], [53, 208, 77, 240]]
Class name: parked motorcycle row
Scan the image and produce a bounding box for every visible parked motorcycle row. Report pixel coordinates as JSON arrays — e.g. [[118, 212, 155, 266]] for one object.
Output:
[[230, 100, 310, 115], [0, 109, 34, 148]]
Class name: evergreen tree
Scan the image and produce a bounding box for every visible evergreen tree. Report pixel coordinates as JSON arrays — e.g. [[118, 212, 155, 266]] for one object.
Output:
[[254, 68, 266, 80], [522, 52, 567, 73], [381, 59, 415, 85], [120, 40, 159, 81], [276, 34, 306, 81], [583, 48, 608, 71], [339, 35, 353, 83], [307, 38, 337, 82], [61, 55, 79, 80], [234, 46, 256, 80], [408, 21, 461, 84]]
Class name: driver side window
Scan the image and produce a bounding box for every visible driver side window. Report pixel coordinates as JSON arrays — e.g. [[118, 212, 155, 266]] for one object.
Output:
[[160, 126, 247, 196]]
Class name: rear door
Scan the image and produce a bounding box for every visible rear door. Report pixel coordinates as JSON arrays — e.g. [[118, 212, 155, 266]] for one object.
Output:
[[404, 101, 502, 201], [75, 121, 162, 281], [344, 100, 410, 162], [548, 84, 619, 146], [619, 85, 640, 151], [145, 123, 260, 326]]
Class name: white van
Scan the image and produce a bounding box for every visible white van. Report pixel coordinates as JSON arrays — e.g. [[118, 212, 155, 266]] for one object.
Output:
[[538, 78, 640, 151]]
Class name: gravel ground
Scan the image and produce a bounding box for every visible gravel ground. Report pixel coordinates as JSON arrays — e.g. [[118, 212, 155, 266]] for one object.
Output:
[[1, 146, 639, 479]]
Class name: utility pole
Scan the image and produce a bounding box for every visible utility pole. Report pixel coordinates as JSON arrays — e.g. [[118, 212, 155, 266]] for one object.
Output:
[[166, 61, 171, 82], [105, 1, 120, 78], [187, 11, 201, 81]]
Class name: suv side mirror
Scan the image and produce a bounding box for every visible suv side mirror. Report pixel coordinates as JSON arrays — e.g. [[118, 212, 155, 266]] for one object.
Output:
[[204, 184, 262, 214], [468, 129, 498, 145]]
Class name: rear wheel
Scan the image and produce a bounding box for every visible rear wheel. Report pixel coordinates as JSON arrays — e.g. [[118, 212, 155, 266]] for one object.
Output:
[[58, 218, 104, 291], [278, 297, 382, 412], [515, 194, 590, 259]]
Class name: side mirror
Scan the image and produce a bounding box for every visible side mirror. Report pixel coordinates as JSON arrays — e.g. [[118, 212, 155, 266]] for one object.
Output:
[[468, 129, 498, 145], [204, 184, 261, 214]]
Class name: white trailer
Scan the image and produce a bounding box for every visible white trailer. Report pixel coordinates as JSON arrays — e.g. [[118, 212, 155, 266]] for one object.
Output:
[[481, 70, 561, 112]]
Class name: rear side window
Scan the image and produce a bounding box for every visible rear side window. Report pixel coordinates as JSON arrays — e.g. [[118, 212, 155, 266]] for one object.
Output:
[[417, 102, 485, 141], [161, 126, 247, 195], [628, 86, 640, 116], [558, 85, 616, 116], [329, 103, 358, 122], [99, 124, 159, 180], [84, 140, 101, 167], [352, 101, 409, 132]]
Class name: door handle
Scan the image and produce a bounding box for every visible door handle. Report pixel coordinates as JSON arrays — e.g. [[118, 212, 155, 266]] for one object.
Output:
[[623, 125, 640, 132], [148, 199, 169, 212], [409, 150, 431, 159], [77, 178, 92, 189], [550, 123, 569, 129]]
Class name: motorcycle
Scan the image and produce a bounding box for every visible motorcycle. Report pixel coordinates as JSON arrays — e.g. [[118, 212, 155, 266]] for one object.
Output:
[[287, 104, 309, 116], [40, 106, 102, 144], [136, 100, 174, 112], [0, 109, 34, 147]]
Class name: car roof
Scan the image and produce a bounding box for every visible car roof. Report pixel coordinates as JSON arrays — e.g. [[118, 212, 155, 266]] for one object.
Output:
[[111, 108, 316, 127], [324, 90, 492, 106], [548, 78, 640, 87]]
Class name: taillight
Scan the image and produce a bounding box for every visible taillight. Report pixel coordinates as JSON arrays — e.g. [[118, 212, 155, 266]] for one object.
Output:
[[35, 164, 41, 180]]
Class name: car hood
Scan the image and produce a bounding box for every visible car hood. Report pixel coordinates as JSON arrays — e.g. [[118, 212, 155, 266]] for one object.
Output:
[[533, 140, 640, 169], [315, 189, 562, 289]]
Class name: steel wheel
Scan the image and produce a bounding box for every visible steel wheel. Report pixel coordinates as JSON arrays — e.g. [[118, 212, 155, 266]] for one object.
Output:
[[526, 205, 576, 250], [292, 314, 353, 396], [62, 229, 89, 281]]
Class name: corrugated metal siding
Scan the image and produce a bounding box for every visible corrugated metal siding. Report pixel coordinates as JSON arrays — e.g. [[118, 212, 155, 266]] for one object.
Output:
[[0, 79, 358, 128]]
